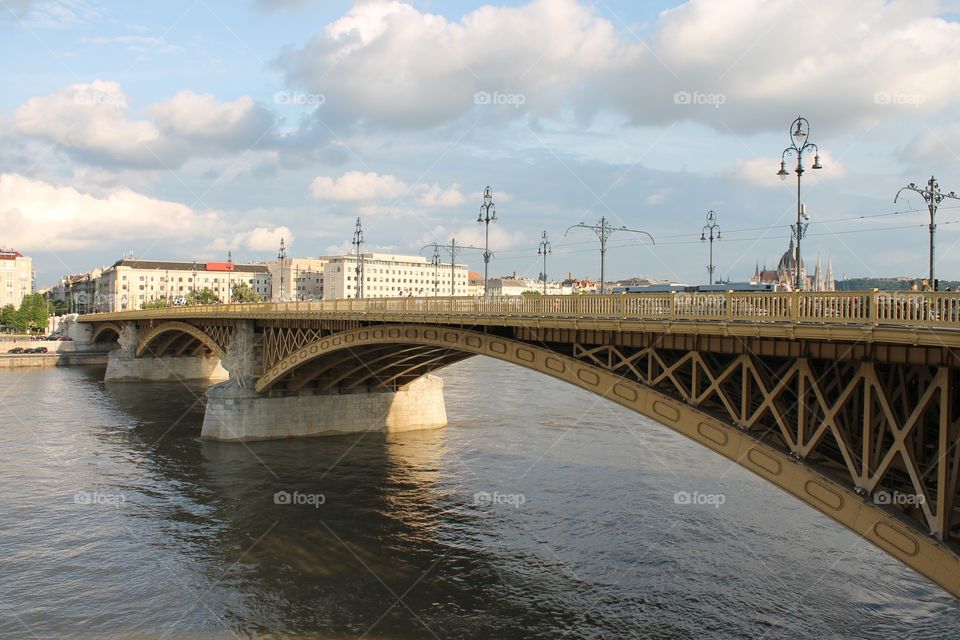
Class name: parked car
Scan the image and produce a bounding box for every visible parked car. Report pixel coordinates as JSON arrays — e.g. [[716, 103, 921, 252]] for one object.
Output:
[[58, 336, 73, 341], [7, 347, 24, 354]]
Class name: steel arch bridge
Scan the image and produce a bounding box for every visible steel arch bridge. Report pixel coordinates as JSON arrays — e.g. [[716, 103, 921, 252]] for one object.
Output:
[[79, 290, 960, 599]]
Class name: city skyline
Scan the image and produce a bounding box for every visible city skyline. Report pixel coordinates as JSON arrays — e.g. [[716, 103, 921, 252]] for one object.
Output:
[[4, 0, 960, 287]]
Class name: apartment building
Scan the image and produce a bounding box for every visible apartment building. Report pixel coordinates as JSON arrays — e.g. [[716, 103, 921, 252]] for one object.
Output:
[[94, 259, 271, 311], [0, 249, 33, 308], [323, 253, 469, 299]]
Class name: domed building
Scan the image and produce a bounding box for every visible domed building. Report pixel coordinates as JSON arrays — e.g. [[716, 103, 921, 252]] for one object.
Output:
[[752, 237, 835, 291]]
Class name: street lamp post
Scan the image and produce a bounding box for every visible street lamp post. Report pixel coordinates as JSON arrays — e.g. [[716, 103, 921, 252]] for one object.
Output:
[[431, 246, 441, 296], [226, 251, 233, 304], [277, 237, 287, 301], [352, 217, 364, 299], [564, 217, 655, 294], [777, 116, 823, 291], [422, 239, 485, 296], [895, 176, 960, 287], [477, 186, 497, 296], [537, 231, 552, 295], [700, 210, 721, 285]]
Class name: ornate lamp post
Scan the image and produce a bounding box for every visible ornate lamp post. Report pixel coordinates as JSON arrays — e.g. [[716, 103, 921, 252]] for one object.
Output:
[[537, 231, 552, 295], [564, 217, 654, 294], [895, 176, 960, 287], [477, 186, 497, 296], [777, 116, 823, 290], [700, 210, 721, 285], [277, 238, 287, 301], [430, 246, 441, 296], [352, 217, 364, 299]]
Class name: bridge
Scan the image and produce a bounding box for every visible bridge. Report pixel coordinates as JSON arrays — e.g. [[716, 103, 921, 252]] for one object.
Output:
[[77, 290, 960, 599]]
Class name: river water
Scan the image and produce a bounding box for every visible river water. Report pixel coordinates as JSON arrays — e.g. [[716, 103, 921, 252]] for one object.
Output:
[[1, 359, 958, 639]]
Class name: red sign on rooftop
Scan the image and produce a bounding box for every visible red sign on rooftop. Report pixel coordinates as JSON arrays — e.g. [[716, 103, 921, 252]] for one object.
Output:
[[205, 262, 235, 272]]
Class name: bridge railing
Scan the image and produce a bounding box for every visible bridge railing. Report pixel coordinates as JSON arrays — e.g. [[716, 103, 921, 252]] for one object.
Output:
[[83, 290, 960, 329]]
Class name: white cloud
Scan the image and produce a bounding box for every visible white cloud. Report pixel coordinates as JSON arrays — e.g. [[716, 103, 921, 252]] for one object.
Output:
[[211, 226, 293, 253], [310, 170, 407, 201], [310, 170, 466, 208], [418, 224, 527, 254], [12, 81, 276, 169], [416, 183, 466, 207], [732, 151, 846, 189], [279, 0, 630, 129], [277, 0, 960, 133], [0, 173, 218, 252]]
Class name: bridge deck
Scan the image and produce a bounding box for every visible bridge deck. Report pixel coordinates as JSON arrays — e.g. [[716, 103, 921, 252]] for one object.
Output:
[[79, 291, 960, 349]]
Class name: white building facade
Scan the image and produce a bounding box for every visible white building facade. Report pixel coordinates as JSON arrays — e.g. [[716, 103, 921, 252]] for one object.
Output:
[[94, 259, 271, 312], [323, 253, 469, 299], [268, 257, 328, 301], [0, 249, 33, 308]]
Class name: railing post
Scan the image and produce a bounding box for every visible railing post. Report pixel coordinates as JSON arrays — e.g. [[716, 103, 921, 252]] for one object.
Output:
[[790, 291, 799, 321], [870, 288, 879, 325], [669, 291, 676, 319], [726, 290, 733, 321]]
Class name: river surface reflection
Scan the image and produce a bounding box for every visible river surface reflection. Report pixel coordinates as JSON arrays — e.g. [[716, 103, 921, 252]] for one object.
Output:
[[0, 359, 958, 639]]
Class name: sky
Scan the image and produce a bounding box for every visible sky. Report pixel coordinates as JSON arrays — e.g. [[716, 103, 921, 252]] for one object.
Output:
[[4, 0, 960, 288]]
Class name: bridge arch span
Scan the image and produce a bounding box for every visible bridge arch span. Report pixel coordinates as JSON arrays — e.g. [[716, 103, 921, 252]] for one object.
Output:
[[91, 322, 123, 343], [136, 322, 227, 359], [256, 323, 960, 598]]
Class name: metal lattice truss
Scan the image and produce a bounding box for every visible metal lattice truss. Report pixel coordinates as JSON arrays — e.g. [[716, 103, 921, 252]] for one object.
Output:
[[262, 324, 334, 367], [573, 343, 960, 543], [137, 321, 229, 358]]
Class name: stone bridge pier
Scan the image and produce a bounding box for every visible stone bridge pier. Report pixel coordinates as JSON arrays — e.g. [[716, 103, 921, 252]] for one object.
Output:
[[105, 323, 228, 382], [191, 321, 449, 442]]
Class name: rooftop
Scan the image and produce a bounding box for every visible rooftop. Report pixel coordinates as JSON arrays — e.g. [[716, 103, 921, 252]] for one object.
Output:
[[111, 259, 269, 273]]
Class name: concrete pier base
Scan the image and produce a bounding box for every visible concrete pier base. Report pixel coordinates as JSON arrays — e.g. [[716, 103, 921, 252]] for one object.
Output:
[[201, 374, 448, 441], [105, 351, 228, 382]]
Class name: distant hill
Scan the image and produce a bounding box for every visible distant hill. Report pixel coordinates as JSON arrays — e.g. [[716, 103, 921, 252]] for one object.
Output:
[[835, 278, 960, 291]]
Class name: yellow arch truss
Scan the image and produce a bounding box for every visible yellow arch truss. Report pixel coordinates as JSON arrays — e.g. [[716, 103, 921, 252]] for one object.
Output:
[[256, 323, 960, 598], [136, 321, 226, 358]]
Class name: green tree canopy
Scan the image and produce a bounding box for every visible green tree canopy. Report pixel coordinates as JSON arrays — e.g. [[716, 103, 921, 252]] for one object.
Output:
[[0, 304, 16, 330], [186, 288, 221, 305], [231, 282, 263, 303], [12, 294, 49, 332], [143, 298, 171, 309]]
